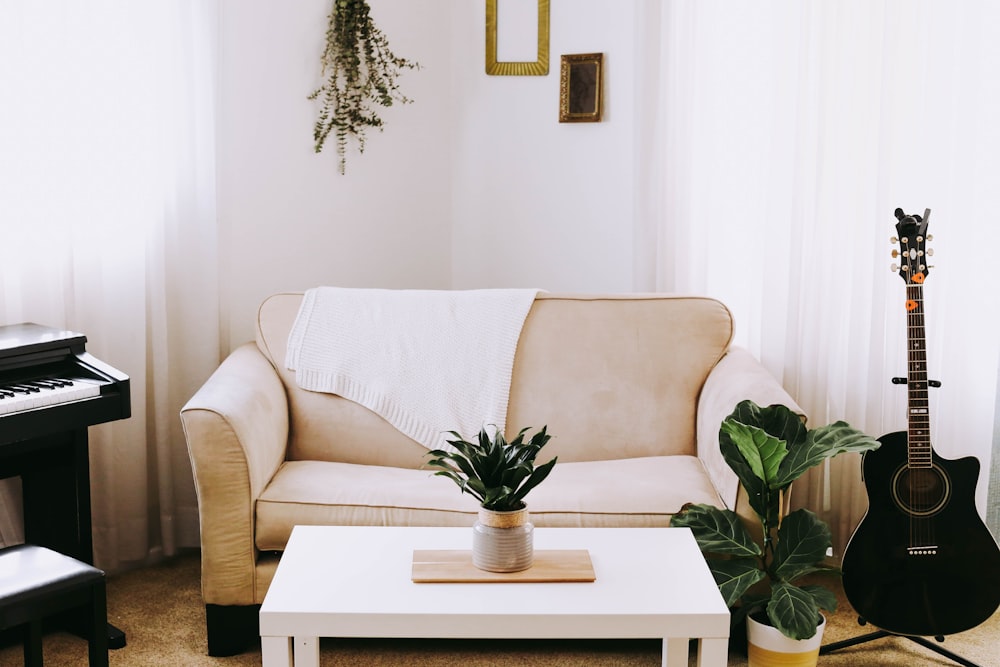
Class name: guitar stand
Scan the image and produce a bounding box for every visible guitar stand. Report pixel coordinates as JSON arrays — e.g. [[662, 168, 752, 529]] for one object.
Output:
[[820, 617, 982, 667]]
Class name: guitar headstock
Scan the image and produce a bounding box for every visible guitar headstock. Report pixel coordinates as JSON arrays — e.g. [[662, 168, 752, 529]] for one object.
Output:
[[892, 207, 933, 285]]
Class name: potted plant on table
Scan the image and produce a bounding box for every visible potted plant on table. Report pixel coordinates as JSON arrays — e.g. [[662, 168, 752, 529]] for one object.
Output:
[[425, 425, 557, 573], [672, 400, 879, 666]]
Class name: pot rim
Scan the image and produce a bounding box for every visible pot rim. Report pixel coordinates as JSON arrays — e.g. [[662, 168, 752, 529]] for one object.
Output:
[[747, 613, 826, 652], [477, 504, 529, 528]]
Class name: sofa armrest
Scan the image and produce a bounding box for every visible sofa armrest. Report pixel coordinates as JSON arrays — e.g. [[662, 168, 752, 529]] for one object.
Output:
[[696, 346, 804, 510], [180, 342, 289, 605]]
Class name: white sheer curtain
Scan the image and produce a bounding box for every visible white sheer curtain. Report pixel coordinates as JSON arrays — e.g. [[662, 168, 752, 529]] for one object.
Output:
[[0, 0, 219, 570], [636, 0, 1000, 554]]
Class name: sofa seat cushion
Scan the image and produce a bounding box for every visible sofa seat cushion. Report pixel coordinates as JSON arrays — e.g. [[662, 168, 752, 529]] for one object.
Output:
[[254, 456, 724, 551]]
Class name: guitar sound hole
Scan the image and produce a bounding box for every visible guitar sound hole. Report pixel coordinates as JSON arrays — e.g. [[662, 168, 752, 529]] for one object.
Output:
[[891, 465, 950, 517]]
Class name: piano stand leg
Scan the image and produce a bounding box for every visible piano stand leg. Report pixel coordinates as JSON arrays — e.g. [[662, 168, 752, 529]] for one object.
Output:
[[107, 623, 126, 650], [19, 430, 95, 565], [55, 607, 125, 650]]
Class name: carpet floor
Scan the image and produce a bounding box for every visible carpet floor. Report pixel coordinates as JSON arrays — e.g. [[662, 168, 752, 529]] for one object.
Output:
[[1, 550, 997, 666]]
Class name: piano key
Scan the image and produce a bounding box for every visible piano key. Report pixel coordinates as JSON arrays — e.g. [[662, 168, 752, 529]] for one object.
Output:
[[0, 378, 94, 411], [0, 377, 103, 415]]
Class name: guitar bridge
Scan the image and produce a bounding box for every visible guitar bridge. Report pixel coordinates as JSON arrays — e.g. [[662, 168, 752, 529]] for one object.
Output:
[[907, 546, 938, 556]]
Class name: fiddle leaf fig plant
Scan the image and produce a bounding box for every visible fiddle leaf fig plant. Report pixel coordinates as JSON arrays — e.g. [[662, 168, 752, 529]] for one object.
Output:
[[672, 400, 880, 641], [425, 425, 557, 512], [309, 0, 419, 174]]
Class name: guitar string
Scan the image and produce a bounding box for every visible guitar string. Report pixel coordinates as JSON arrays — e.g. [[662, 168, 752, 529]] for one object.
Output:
[[907, 267, 933, 551], [908, 272, 917, 550], [910, 280, 924, 548]]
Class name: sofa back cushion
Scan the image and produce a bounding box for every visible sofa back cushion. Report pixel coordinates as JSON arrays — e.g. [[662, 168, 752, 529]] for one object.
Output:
[[256, 292, 733, 468]]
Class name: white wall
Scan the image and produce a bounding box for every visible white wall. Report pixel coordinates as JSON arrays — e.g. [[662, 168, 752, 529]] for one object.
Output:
[[217, 1, 639, 348], [448, 1, 637, 292]]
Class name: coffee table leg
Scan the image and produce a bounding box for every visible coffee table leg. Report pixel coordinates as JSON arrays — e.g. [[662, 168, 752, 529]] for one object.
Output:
[[695, 637, 728, 667], [293, 636, 320, 667], [662, 637, 689, 665], [261, 636, 292, 667]]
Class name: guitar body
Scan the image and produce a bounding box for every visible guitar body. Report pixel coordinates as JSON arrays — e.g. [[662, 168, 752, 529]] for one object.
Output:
[[842, 430, 1000, 636]]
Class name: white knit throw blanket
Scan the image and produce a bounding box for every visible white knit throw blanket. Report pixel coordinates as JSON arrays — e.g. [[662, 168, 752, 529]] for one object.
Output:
[[286, 287, 539, 450]]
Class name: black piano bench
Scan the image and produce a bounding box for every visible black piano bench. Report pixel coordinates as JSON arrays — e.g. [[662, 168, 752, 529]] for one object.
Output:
[[0, 544, 108, 667]]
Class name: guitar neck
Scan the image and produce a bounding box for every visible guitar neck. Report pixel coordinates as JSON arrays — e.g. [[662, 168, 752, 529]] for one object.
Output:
[[906, 282, 932, 467]]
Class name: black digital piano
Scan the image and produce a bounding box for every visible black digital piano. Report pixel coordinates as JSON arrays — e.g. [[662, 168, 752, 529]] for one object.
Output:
[[0, 322, 130, 647]]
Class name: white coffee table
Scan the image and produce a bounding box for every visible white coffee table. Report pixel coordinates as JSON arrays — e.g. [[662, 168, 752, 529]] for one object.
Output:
[[259, 525, 730, 667]]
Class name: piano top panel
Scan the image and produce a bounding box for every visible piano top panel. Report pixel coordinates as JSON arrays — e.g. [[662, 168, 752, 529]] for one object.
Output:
[[0, 323, 87, 359]]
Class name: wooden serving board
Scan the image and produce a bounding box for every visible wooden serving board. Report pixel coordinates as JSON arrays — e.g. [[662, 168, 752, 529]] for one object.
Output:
[[411, 549, 595, 583]]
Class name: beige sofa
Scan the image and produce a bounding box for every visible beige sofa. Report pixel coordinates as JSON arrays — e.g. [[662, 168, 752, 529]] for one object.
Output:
[[180, 291, 801, 655]]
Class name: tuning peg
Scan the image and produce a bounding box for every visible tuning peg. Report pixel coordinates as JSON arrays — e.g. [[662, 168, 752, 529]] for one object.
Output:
[[891, 263, 899, 272], [890, 236, 898, 244], [927, 248, 934, 256], [927, 234, 934, 241]]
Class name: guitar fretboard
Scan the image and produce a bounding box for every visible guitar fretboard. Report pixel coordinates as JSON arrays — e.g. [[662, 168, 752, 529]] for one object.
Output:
[[906, 281, 932, 468]]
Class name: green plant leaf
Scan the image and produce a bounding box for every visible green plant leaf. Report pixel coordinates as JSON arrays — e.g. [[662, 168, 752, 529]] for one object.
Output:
[[720, 421, 787, 525], [482, 429, 504, 485], [800, 584, 838, 613], [766, 581, 822, 640], [528, 425, 552, 448], [500, 462, 531, 490], [722, 421, 788, 486], [464, 477, 489, 501], [772, 509, 831, 583], [440, 437, 483, 473], [510, 456, 557, 506], [726, 401, 806, 450], [671, 504, 761, 557], [428, 448, 476, 478], [707, 558, 767, 608], [426, 465, 487, 505], [773, 421, 880, 488], [719, 422, 760, 487], [717, 444, 765, 521], [482, 485, 515, 510]]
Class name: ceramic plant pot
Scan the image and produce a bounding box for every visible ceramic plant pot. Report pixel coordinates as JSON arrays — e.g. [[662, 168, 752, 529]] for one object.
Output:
[[746, 613, 826, 667], [472, 505, 534, 572]]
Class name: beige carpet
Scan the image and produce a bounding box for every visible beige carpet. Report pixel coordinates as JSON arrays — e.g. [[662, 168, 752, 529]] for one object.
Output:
[[2, 551, 997, 666]]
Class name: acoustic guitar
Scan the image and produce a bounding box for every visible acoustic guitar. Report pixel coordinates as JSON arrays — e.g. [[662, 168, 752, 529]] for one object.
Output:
[[841, 208, 1000, 637]]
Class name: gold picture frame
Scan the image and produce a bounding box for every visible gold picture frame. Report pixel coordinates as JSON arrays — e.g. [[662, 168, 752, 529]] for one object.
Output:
[[559, 53, 603, 123], [485, 0, 550, 76]]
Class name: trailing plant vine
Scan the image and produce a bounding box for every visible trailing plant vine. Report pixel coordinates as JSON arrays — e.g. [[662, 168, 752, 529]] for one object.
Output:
[[309, 0, 419, 174]]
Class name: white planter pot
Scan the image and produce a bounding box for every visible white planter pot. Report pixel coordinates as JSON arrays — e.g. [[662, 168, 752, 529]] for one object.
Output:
[[472, 506, 534, 573], [747, 614, 826, 667]]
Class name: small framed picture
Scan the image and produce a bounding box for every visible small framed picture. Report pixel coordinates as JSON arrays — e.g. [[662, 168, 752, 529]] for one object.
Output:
[[559, 53, 603, 123]]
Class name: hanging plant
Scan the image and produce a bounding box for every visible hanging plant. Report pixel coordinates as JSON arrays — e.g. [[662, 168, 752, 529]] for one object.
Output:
[[309, 0, 419, 174]]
